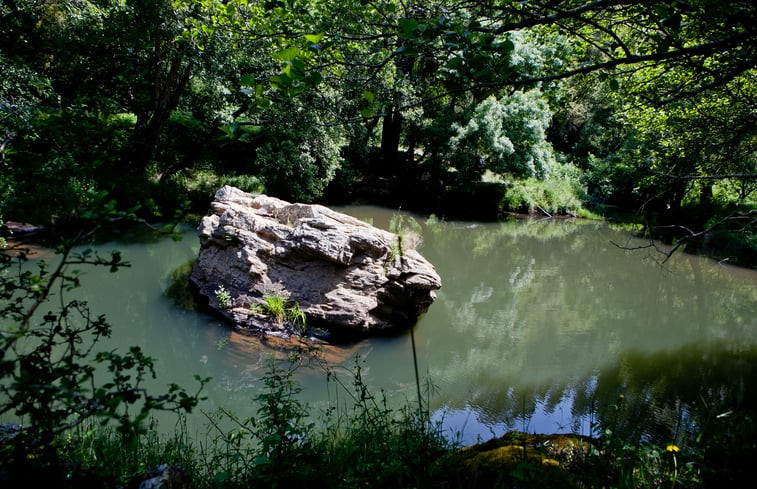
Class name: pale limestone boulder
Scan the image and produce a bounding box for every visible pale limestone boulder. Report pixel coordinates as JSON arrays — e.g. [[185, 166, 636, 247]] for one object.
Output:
[[190, 186, 441, 341]]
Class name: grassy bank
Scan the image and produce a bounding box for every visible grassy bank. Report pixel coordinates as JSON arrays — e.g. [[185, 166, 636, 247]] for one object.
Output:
[[4, 355, 756, 489]]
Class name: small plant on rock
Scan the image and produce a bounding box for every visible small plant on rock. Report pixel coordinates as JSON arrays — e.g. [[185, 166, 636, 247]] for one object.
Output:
[[253, 291, 308, 334], [263, 293, 287, 325], [286, 301, 307, 334], [214, 285, 232, 309], [388, 213, 422, 263]]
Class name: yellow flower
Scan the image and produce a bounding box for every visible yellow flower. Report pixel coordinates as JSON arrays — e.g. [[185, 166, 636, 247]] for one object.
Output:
[[666, 444, 680, 453]]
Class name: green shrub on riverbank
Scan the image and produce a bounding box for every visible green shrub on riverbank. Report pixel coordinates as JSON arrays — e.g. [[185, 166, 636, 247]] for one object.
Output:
[[37, 357, 755, 489], [501, 161, 586, 217], [56, 356, 451, 489]]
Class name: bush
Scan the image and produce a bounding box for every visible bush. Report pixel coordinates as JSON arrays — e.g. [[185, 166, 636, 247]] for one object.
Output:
[[1, 108, 135, 225], [502, 161, 586, 215], [61, 353, 450, 489]]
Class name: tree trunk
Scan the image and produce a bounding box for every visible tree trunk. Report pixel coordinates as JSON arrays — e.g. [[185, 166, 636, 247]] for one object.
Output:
[[123, 57, 193, 176], [699, 182, 713, 206], [380, 106, 403, 174]]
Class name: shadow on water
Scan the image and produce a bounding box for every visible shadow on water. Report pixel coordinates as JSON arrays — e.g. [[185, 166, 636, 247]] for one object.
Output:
[[446, 341, 757, 445], [588, 342, 757, 443]]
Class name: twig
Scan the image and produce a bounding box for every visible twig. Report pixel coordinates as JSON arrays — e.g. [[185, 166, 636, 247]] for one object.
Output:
[[611, 209, 756, 264]]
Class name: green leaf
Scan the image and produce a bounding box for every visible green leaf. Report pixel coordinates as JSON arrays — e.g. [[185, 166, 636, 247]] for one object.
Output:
[[306, 71, 323, 86], [656, 36, 673, 54], [304, 32, 325, 44], [360, 107, 376, 118], [446, 57, 464, 69], [500, 39, 515, 53], [271, 73, 292, 88], [275, 46, 300, 62], [362, 90, 375, 103], [399, 18, 419, 38], [662, 12, 683, 29], [291, 58, 307, 78], [473, 68, 493, 79], [240, 74, 256, 86]]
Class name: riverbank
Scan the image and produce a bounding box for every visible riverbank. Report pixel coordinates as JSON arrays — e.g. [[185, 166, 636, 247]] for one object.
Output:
[[3, 366, 755, 489]]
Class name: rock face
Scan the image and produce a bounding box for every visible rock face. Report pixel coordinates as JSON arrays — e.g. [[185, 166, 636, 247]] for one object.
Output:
[[190, 186, 442, 341]]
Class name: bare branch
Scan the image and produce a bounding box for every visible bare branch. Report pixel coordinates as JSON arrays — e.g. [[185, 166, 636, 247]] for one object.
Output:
[[612, 210, 757, 264]]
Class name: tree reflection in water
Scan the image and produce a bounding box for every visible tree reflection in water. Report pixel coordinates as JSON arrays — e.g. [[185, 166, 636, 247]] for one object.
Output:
[[413, 214, 757, 443]]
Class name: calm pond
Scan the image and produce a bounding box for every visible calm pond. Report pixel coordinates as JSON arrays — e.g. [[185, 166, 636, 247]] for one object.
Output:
[[30, 207, 757, 444]]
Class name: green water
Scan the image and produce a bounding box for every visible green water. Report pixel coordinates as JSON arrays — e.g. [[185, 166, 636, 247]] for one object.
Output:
[[14, 208, 757, 444]]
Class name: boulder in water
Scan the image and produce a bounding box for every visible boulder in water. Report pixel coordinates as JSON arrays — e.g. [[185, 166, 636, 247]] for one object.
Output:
[[189, 186, 442, 341]]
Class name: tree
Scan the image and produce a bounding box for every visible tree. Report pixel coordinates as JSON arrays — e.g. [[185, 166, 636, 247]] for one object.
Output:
[[290, 0, 757, 173]]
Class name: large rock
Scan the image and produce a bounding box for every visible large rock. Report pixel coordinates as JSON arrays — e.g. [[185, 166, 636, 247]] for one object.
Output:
[[190, 186, 442, 341]]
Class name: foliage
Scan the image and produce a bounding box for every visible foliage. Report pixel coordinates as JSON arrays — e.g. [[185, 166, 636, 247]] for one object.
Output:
[[2, 0, 755, 229], [448, 90, 556, 182], [0, 217, 6, 249], [285, 302, 307, 334], [58, 354, 450, 489], [313, 355, 449, 489], [620, 77, 756, 212], [263, 293, 287, 326], [0, 212, 207, 462], [251, 93, 348, 202], [194, 359, 319, 488], [253, 291, 308, 335], [214, 285, 232, 310], [502, 161, 586, 215], [33, 350, 757, 489], [171, 169, 265, 200], [62, 418, 198, 488], [583, 395, 700, 488]]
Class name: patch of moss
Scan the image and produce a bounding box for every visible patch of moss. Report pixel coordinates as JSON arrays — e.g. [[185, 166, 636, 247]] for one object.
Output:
[[433, 431, 594, 488]]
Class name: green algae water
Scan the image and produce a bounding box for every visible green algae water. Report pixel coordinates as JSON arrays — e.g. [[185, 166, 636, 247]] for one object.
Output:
[[8, 208, 757, 445]]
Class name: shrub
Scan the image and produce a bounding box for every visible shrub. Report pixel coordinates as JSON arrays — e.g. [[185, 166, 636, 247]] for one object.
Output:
[[502, 161, 586, 215], [253, 291, 308, 334], [448, 89, 557, 182]]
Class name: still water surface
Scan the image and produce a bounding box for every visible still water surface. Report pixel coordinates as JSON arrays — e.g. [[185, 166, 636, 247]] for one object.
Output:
[[52, 208, 757, 444]]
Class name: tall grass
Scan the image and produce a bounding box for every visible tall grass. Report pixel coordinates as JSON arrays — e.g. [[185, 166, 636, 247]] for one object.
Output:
[[50, 356, 757, 489], [59, 354, 451, 489]]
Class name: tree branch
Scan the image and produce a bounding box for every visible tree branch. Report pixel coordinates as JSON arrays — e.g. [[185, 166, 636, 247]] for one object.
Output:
[[612, 210, 757, 264]]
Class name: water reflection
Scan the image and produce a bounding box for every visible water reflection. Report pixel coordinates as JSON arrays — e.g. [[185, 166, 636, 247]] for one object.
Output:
[[408, 214, 757, 442], [6, 212, 755, 445], [597, 344, 755, 431]]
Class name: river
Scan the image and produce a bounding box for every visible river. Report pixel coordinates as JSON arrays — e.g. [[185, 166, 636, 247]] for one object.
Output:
[[11, 208, 757, 445]]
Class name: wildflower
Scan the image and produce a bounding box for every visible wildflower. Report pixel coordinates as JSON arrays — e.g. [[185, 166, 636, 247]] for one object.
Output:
[[666, 444, 680, 453]]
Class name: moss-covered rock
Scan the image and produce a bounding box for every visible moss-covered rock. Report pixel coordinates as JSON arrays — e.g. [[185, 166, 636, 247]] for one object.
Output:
[[434, 431, 595, 488]]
